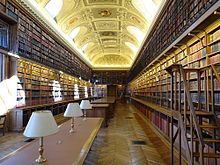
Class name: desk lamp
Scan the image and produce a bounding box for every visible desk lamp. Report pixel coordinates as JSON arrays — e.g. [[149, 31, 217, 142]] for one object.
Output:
[[23, 111, 58, 164], [64, 103, 83, 133], [80, 100, 92, 119]]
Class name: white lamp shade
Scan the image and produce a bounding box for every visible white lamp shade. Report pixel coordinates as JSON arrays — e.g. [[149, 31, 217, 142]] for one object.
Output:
[[80, 100, 92, 109], [64, 103, 83, 117], [23, 111, 58, 138]]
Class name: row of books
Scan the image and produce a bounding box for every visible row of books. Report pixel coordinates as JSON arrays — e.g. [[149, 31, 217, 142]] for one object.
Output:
[[190, 93, 220, 104], [210, 41, 220, 53], [214, 79, 220, 90], [209, 54, 220, 64], [134, 91, 220, 105], [214, 93, 220, 104], [189, 48, 206, 61], [203, 144, 220, 164], [189, 38, 205, 53], [0, 25, 9, 49], [17, 12, 92, 80], [176, 50, 187, 61], [16, 59, 92, 107], [210, 29, 220, 42], [134, 74, 219, 91]]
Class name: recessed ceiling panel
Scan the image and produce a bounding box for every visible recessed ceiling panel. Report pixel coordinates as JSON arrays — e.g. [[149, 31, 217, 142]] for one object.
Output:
[[94, 21, 119, 30], [33, 0, 163, 69], [84, 0, 119, 6], [99, 31, 117, 37]]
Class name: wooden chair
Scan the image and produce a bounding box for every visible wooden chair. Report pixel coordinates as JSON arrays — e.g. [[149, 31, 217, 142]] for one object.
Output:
[[0, 115, 6, 136]]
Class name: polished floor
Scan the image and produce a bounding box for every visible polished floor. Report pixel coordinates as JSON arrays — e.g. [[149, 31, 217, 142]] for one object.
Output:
[[84, 102, 168, 165], [0, 102, 172, 164]]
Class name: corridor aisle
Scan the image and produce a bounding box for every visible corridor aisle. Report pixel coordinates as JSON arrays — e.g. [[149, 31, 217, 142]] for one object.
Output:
[[84, 102, 167, 165]]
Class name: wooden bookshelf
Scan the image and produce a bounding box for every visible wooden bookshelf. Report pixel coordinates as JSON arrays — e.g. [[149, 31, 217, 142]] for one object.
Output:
[[12, 58, 93, 131], [129, 18, 220, 164], [129, 0, 219, 81], [93, 84, 107, 98], [131, 18, 220, 108], [4, 1, 92, 80], [93, 71, 127, 85], [17, 58, 93, 108]]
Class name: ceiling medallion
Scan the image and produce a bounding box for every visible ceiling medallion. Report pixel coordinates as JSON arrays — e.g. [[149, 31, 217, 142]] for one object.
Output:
[[99, 9, 111, 17]]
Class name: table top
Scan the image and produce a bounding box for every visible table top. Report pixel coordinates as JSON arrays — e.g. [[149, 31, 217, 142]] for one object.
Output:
[[0, 118, 103, 165], [92, 104, 110, 108], [91, 97, 116, 104]]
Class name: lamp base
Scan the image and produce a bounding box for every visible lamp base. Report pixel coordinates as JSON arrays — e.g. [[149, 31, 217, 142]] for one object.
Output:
[[35, 156, 46, 164], [83, 110, 87, 121], [36, 137, 46, 164], [69, 118, 75, 133]]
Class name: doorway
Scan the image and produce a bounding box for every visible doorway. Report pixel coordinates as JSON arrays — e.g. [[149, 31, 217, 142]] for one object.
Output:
[[107, 85, 117, 97]]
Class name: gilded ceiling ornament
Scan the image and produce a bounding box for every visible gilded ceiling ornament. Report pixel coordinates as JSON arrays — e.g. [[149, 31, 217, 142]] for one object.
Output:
[[94, 21, 118, 31], [102, 23, 115, 29], [69, 17, 78, 25], [131, 16, 140, 24], [117, 9, 127, 19], [99, 9, 111, 17], [33, 0, 163, 69], [100, 31, 116, 36], [88, 0, 116, 3]]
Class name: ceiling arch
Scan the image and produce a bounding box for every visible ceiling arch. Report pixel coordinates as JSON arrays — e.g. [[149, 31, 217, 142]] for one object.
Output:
[[35, 0, 49, 7], [92, 52, 133, 63], [93, 54, 131, 67], [34, 0, 163, 69]]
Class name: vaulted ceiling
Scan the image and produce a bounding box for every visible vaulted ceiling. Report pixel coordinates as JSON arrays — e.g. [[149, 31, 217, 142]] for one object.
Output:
[[32, 0, 163, 69]]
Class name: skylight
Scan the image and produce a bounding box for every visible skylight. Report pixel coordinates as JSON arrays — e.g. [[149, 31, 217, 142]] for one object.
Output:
[[69, 27, 80, 39], [125, 42, 138, 53], [82, 43, 89, 51], [127, 26, 144, 43], [45, 0, 63, 18], [132, 0, 158, 22]]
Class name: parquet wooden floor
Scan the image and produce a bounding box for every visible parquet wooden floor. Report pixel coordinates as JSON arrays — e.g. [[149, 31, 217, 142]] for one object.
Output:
[[84, 102, 167, 165]]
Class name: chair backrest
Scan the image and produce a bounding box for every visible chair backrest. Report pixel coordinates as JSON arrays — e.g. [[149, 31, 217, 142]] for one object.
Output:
[[0, 115, 6, 125]]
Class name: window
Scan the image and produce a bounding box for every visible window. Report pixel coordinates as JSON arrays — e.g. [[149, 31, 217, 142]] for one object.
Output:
[[127, 26, 144, 43], [69, 26, 80, 39], [0, 20, 9, 49], [0, 54, 3, 81], [132, 0, 158, 22], [45, 0, 63, 18], [125, 42, 138, 53]]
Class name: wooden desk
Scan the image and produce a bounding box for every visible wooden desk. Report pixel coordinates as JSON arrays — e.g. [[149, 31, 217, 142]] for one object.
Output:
[[0, 118, 103, 165], [91, 97, 116, 118], [91, 97, 116, 104], [10, 97, 95, 132], [87, 104, 110, 127]]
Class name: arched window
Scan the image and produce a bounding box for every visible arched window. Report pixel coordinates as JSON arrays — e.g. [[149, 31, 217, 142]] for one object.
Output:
[[125, 42, 138, 53], [69, 27, 80, 39], [132, 0, 158, 22], [0, 20, 9, 49], [82, 43, 89, 51], [45, 0, 63, 18], [127, 26, 144, 43]]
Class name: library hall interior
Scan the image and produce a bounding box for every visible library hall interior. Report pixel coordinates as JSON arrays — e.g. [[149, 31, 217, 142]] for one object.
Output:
[[0, 0, 220, 164]]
